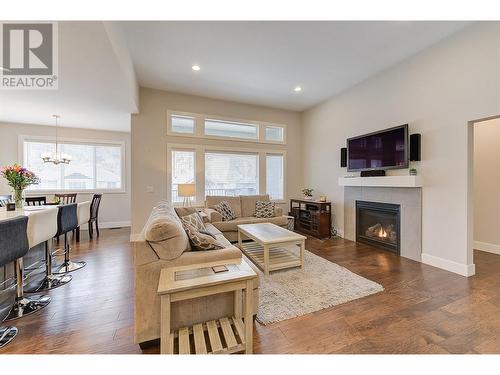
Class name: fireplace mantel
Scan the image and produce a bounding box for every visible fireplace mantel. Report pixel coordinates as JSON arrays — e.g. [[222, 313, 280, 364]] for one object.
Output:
[[338, 175, 422, 188]]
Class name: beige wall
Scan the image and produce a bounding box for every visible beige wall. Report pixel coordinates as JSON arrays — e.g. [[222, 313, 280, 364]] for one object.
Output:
[[474, 118, 500, 251], [0, 122, 131, 227], [131, 87, 302, 234], [301, 22, 500, 276]]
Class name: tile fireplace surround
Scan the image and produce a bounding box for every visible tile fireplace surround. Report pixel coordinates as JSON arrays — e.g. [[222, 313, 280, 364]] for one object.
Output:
[[344, 186, 422, 261]]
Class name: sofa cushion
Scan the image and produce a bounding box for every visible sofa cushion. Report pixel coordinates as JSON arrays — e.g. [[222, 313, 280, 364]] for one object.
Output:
[[255, 200, 275, 218], [212, 215, 289, 232], [206, 196, 242, 217], [143, 201, 190, 260], [214, 201, 237, 221], [183, 223, 224, 251], [240, 194, 269, 217], [180, 212, 206, 231]]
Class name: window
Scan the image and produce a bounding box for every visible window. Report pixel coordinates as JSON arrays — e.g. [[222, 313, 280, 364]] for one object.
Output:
[[205, 152, 258, 197], [266, 154, 284, 200], [171, 150, 195, 202], [171, 115, 195, 134], [204, 119, 258, 140], [24, 140, 123, 191], [265, 126, 284, 142]]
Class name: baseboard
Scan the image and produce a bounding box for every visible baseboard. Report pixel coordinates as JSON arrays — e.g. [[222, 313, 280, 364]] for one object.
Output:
[[79, 221, 131, 231], [421, 253, 475, 277], [474, 241, 500, 255], [334, 229, 344, 238]]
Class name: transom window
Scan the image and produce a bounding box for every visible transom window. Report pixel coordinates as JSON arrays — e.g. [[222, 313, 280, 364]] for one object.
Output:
[[167, 110, 286, 144], [23, 139, 123, 192]]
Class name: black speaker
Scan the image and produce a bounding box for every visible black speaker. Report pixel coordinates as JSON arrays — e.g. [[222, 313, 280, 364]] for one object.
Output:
[[360, 170, 386, 177], [340, 147, 347, 167], [410, 133, 421, 161]]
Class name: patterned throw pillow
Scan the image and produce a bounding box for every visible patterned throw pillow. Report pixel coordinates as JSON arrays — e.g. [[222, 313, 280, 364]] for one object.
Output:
[[183, 223, 224, 251], [180, 212, 206, 231], [214, 201, 237, 221], [255, 201, 275, 218]]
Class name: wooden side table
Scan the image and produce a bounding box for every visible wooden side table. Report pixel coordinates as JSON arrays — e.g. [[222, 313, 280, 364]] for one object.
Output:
[[157, 258, 257, 354]]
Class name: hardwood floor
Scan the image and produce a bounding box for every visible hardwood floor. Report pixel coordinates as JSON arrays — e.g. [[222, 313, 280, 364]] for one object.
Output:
[[2, 228, 500, 354]]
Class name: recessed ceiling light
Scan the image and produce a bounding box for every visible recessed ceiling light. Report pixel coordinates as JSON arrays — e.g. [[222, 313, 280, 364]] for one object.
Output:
[[294, 86, 302, 92], [192, 65, 201, 71]]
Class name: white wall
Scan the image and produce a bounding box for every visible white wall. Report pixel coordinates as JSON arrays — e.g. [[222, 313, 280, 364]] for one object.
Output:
[[301, 22, 500, 276], [474, 118, 500, 254], [0, 122, 131, 227], [131, 87, 302, 234]]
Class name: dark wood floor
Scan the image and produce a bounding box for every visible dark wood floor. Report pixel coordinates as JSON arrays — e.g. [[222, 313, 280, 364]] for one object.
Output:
[[2, 228, 500, 354]]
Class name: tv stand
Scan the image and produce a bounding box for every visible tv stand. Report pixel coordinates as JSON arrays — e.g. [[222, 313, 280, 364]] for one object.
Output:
[[360, 170, 386, 177], [289, 199, 331, 239]]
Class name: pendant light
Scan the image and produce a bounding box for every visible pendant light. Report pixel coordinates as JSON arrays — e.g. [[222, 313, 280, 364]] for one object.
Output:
[[41, 115, 72, 165]]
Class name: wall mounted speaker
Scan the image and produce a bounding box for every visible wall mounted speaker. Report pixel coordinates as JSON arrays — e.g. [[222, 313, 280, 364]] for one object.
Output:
[[410, 133, 421, 162], [340, 147, 347, 168]]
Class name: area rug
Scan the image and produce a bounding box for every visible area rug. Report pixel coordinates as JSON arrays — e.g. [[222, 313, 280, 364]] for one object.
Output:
[[254, 249, 384, 325]]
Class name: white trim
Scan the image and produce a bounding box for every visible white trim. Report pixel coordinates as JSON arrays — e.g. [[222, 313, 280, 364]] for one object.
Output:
[[167, 142, 286, 207], [474, 240, 500, 255], [19, 134, 126, 194], [80, 221, 130, 230], [166, 109, 286, 145], [421, 253, 475, 277]]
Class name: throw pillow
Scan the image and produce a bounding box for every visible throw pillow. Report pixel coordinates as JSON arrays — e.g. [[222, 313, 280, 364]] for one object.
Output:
[[180, 212, 206, 231], [255, 200, 275, 218], [214, 201, 237, 221], [183, 223, 224, 251]]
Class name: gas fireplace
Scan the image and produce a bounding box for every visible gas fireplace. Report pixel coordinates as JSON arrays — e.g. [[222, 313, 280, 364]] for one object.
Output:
[[356, 200, 401, 254]]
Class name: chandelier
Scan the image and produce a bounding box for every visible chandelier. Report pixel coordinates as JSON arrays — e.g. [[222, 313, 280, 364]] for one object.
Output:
[[41, 115, 72, 165]]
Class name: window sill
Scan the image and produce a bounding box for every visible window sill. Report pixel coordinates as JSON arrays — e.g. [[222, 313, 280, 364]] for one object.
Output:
[[25, 189, 126, 195]]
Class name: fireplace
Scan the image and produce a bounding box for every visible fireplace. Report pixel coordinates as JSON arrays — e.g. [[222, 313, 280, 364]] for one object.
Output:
[[356, 200, 401, 254]]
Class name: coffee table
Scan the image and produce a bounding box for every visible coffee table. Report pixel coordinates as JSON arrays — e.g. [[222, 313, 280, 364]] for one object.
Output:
[[237, 222, 306, 276], [157, 258, 257, 354]]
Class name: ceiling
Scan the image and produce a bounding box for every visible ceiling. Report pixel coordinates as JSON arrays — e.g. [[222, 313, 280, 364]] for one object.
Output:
[[121, 21, 471, 111], [0, 22, 137, 132], [0, 21, 471, 133]]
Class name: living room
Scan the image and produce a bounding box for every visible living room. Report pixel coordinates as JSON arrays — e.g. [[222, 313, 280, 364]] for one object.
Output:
[[1, 0, 500, 372]]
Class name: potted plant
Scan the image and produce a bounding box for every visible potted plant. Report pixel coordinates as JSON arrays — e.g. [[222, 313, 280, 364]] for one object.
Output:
[[302, 188, 314, 200], [1, 164, 40, 209]]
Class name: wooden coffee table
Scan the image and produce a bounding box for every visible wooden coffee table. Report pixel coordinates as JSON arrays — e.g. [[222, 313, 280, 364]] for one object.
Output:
[[157, 258, 257, 354], [237, 222, 306, 276]]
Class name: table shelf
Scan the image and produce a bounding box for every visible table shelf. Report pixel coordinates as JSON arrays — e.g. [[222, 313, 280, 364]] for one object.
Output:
[[170, 316, 246, 354], [241, 241, 302, 273]]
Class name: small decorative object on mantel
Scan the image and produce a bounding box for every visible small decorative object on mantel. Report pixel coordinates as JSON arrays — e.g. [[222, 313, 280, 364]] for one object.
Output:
[[302, 188, 314, 200], [1, 164, 40, 209], [318, 195, 327, 202], [409, 168, 417, 176]]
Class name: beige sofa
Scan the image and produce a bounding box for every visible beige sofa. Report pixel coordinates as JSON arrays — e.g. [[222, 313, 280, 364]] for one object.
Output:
[[133, 201, 260, 346], [204, 194, 288, 242]]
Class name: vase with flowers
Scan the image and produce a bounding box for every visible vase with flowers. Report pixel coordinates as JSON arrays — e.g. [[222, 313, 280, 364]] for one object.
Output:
[[1, 164, 40, 209]]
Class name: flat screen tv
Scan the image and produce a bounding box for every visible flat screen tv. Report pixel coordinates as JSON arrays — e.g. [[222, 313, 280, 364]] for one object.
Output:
[[347, 124, 409, 172]]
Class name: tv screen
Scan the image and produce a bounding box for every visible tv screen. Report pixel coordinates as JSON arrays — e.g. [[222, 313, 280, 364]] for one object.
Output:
[[347, 125, 408, 172]]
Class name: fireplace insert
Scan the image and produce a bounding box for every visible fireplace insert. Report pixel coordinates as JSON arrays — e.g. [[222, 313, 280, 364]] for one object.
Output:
[[356, 200, 401, 254]]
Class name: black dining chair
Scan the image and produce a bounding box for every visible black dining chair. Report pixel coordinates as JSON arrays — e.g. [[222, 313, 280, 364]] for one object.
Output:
[[3, 216, 51, 321], [0, 195, 11, 207], [25, 196, 47, 206], [88, 194, 102, 239], [53, 204, 86, 274], [54, 193, 77, 205]]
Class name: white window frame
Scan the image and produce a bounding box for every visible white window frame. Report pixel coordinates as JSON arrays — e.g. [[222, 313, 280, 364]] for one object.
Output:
[[19, 135, 126, 194], [166, 110, 286, 144], [167, 142, 286, 206]]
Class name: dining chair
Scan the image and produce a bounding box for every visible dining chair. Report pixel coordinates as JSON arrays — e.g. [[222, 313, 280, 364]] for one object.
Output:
[[55, 193, 77, 205], [88, 194, 102, 239], [0, 195, 11, 207], [25, 196, 47, 206]]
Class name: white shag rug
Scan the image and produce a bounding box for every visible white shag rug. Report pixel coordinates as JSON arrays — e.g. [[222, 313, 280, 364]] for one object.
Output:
[[254, 249, 384, 325]]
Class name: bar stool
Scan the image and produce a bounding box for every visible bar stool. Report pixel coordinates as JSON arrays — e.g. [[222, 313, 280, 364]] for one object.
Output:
[[23, 207, 72, 292], [4, 217, 51, 321], [0, 217, 26, 348], [53, 204, 86, 274]]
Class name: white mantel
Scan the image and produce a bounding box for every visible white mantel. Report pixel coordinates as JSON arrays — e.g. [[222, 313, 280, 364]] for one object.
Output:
[[338, 175, 423, 188]]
